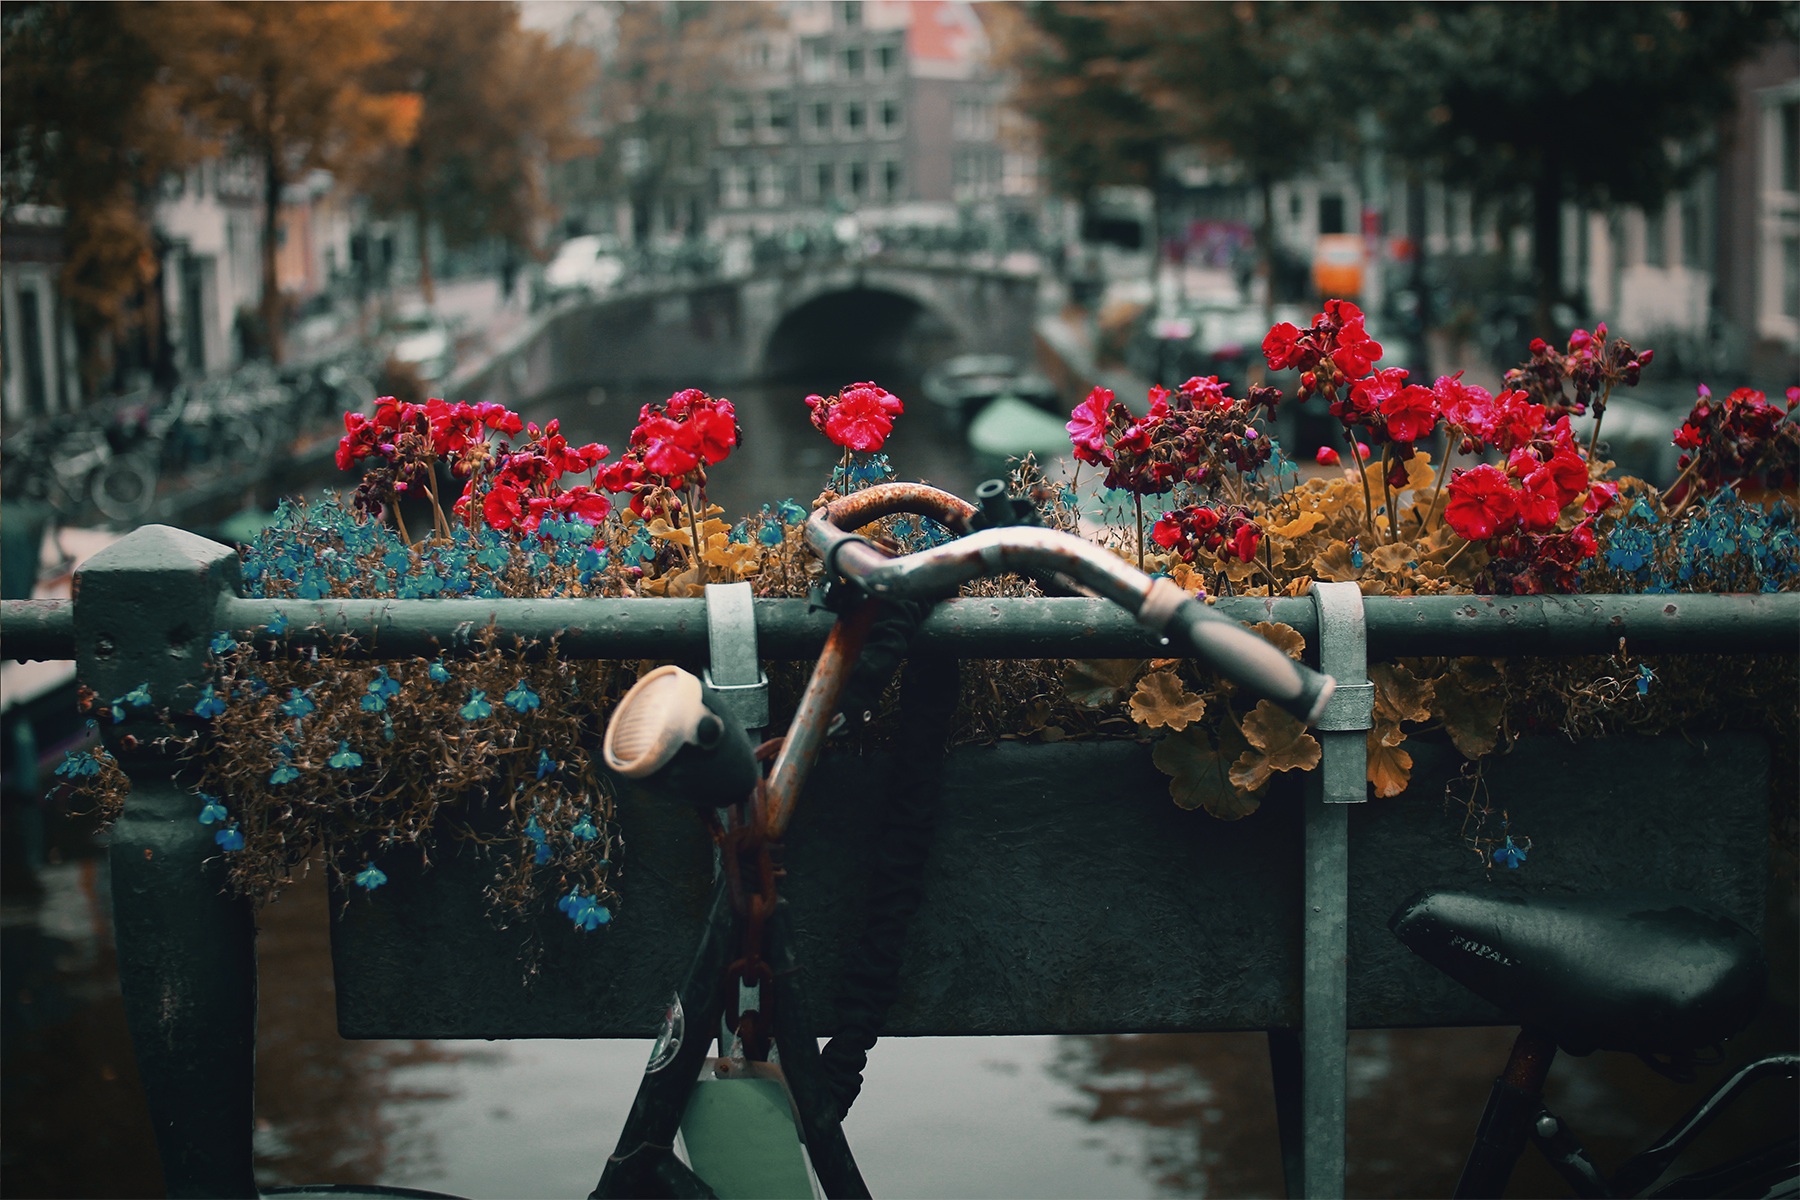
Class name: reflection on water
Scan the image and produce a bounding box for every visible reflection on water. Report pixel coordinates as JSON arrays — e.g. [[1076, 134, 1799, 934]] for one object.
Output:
[[3, 853, 1795, 1198]]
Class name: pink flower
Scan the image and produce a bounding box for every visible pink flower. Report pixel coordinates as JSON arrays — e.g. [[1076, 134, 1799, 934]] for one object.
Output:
[[1433, 373, 1495, 441], [1582, 481, 1619, 515], [1315, 446, 1340, 466], [1066, 386, 1115, 465], [1329, 318, 1382, 380]]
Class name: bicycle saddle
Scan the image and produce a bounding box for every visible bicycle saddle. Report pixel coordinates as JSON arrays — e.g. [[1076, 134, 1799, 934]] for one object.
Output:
[[1390, 890, 1767, 1056]]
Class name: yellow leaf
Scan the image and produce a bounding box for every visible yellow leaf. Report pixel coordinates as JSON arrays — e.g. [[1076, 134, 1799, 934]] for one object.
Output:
[[1129, 670, 1206, 730], [1434, 659, 1507, 758], [1229, 700, 1322, 793], [1251, 621, 1306, 660], [1152, 723, 1262, 819], [1312, 540, 1359, 582], [1367, 733, 1413, 797], [1268, 510, 1326, 540], [1370, 663, 1434, 726], [1062, 659, 1141, 707], [1368, 543, 1414, 575], [700, 533, 761, 578], [1400, 450, 1436, 493]]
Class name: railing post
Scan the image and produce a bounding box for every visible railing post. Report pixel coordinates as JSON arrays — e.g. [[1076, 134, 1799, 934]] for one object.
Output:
[[1297, 580, 1373, 1198], [75, 525, 255, 1198]]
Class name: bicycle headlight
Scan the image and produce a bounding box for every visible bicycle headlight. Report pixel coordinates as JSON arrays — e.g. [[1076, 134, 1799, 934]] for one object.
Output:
[[603, 665, 759, 808]]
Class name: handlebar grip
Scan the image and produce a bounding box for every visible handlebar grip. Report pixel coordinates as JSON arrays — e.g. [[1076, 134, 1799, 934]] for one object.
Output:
[[1165, 597, 1336, 726]]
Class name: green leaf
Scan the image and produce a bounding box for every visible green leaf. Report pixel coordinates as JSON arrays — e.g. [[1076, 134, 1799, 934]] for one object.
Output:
[[1062, 659, 1141, 708]]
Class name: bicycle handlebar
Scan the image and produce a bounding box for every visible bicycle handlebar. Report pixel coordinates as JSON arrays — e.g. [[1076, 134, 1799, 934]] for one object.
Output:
[[805, 482, 1336, 727]]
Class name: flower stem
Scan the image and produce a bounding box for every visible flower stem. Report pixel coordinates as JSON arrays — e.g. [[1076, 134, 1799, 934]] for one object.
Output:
[[1442, 537, 1474, 573], [1134, 493, 1145, 571], [1417, 447, 1454, 536], [1585, 381, 1614, 462], [389, 490, 413, 548], [1346, 434, 1380, 546], [686, 481, 706, 585], [1379, 446, 1397, 546]]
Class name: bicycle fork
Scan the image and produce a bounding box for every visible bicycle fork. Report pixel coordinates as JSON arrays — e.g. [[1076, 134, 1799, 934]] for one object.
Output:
[[591, 877, 870, 1199]]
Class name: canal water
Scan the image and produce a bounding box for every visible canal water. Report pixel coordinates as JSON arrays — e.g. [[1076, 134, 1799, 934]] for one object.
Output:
[[6, 369, 1796, 1196]]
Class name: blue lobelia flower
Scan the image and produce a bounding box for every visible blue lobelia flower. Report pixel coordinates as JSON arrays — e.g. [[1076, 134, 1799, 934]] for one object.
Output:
[[461, 689, 492, 720], [54, 751, 101, 779], [354, 861, 388, 891], [429, 658, 452, 684], [536, 748, 558, 779], [197, 794, 228, 825], [558, 887, 611, 931], [328, 740, 363, 770], [193, 684, 227, 720], [778, 499, 807, 526], [297, 566, 329, 599], [1491, 836, 1527, 870], [210, 631, 239, 655], [215, 822, 245, 852], [1605, 524, 1654, 573], [579, 546, 606, 572], [280, 689, 315, 719], [383, 547, 412, 575], [572, 813, 599, 842], [265, 611, 288, 636], [270, 763, 300, 785], [1636, 663, 1657, 699], [504, 681, 540, 713], [759, 521, 785, 546], [476, 543, 511, 572], [360, 692, 387, 713], [123, 682, 152, 708]]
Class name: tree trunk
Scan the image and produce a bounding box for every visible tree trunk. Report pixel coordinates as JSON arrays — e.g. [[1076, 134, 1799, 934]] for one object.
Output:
[[260, 148, 285, 366], [1531, 143, 1563, 344], [416, 210, 436, 305]]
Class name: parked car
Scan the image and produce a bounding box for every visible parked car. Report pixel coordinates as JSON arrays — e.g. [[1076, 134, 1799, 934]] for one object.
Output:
[[920, 354, 1060, 426], [384, 306, 455, 386], [540, 235, 626, 304]]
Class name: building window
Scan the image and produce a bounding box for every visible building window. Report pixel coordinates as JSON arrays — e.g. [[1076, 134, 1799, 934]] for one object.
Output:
[[810, 101, 832, 137], [757, 163, 783, 206], [16, 284, 47, 415], [726, 103, 754, 142], [845, 101, 865, 134], [723, 164, 751, 208], [1680, 192, 1705, 270], [875, 43, 898, 77], [848, 161, 867, 198], [840, 1, 862, 28], [842, 46, 864, 79], [1644, 206, 1666, 269], [883, 160, 902, 198], [879, 99, 902, 135], [802, 39, 831, 83], [766, 93, 790, 137], [816, 161, 835, 199], [1785, 234, 1800, 321], [1781, 100, 1799, 194], [1318, 193, 1346, 236], [953, 97, 995, 140]]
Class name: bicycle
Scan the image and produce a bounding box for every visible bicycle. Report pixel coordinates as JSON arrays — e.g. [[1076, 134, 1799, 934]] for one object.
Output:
[[1392, 890, 1798, 1198], [588, 478, 1335, 1198]]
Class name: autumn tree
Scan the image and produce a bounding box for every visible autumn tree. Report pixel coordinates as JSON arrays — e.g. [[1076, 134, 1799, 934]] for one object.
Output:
[[141, 1, 418, 364], [1340, 1, 1788, 336], [992, 2, 1344, 311], [596, 1, 773, 245], [362, 2, 597, 302], [1, 1, 203, 391]]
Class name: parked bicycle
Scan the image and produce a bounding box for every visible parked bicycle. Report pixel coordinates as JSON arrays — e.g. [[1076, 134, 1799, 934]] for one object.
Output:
[[590, 478, 1334, 1198], [1393, 890, 1797, 1198]]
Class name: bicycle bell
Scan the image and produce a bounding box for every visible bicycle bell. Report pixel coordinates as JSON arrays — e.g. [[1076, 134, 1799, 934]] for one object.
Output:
[[602, 665, 759, 809]]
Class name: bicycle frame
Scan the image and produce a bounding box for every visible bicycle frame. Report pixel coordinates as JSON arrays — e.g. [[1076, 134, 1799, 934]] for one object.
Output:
[[1454, 1032, 1798, 1198], [593, 480, 1338, 1198]]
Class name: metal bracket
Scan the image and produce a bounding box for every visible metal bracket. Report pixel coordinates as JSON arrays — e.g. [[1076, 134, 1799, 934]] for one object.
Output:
[[1288, 580, 1371, 1200], [703, 582, 768, 736]]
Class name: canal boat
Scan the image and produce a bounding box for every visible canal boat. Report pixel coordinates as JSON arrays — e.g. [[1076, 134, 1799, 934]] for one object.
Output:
[[920, 353, 1060, 426]]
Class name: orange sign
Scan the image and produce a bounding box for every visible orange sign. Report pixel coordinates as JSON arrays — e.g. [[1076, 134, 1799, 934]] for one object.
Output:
[[1312, 233, 1364, 299]]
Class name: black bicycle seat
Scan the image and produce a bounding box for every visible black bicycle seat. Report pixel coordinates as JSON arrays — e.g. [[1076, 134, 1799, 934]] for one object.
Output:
[[1390, 890, 1767, 1056]]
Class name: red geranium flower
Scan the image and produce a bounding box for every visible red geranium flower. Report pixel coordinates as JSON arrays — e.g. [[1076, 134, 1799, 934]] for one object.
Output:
[[814, 381, 903, 452], [1444, 463, 1519, 541], [1262, 322, 1304, 371], [1315, 446, 1340, 466], [1329, 318, 1383, 380]]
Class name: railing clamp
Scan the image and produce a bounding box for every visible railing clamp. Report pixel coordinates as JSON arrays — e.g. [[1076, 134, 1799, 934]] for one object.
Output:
[[703, 582, 768, 736]]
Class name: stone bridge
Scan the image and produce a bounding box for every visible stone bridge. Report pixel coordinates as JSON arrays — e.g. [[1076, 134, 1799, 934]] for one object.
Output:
[[458, 256, 1041, 406]]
